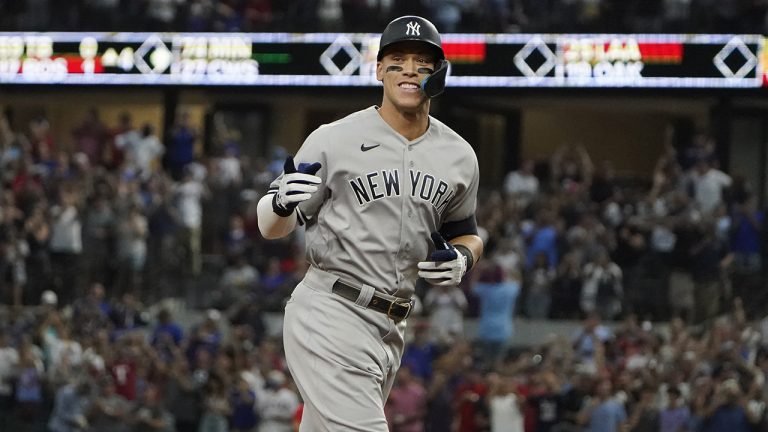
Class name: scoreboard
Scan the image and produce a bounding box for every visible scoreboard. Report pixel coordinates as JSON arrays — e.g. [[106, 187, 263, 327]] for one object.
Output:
[[0, 32, 764, 88]]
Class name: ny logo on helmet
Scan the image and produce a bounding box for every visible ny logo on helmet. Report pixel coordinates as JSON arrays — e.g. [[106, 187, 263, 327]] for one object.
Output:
[[406, 21, 421, 36]]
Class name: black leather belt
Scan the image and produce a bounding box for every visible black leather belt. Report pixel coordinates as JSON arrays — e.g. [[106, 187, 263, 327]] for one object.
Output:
[[332, 280, 413, 322]]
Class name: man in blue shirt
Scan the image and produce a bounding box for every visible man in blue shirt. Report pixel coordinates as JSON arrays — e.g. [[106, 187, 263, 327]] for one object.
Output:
[[578, 378, 627, 432], [48, 380, 93, 432], [472, 261, 520, 369]]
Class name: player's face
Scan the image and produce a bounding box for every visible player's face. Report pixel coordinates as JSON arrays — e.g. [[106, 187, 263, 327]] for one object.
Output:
[[377, 42, 437, 113]]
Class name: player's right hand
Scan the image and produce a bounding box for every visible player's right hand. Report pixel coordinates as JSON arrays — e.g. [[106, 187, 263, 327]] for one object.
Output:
[[272, 156, 322, 217]]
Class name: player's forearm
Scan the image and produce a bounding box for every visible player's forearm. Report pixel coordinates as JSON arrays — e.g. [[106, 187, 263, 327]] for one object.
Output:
[[450, 234, 483, 269], [257, 194, 298, 239]]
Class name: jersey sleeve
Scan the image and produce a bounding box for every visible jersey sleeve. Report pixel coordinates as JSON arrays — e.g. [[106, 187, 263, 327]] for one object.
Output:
[[443, 150, 480, 224], [267, 128, 329, 224]]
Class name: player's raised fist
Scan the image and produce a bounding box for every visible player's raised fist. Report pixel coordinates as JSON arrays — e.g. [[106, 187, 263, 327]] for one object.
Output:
[[417, 232, 467, 286], [272, 155, 322, 217]]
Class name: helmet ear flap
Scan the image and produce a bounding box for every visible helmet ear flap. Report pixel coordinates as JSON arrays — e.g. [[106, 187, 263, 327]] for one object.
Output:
[[421, 59, 449, 98]]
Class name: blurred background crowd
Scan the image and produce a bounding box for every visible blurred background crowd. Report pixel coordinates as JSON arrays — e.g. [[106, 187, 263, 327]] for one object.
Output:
[[1, 0, 767, 34], [1, 102, 767, 431], [2, 1, 768, 431]]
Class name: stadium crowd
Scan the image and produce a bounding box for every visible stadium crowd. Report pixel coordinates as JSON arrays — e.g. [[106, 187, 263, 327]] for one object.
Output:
[[0, 0, 766, 35], [1, 100, 768, 432]]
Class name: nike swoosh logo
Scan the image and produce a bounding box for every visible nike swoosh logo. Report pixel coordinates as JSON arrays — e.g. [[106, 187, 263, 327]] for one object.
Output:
[[361, 143, 381, 152]]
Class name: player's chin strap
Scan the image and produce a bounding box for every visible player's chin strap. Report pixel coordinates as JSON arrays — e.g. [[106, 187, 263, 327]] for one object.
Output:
[[420, 59, 450, 98]]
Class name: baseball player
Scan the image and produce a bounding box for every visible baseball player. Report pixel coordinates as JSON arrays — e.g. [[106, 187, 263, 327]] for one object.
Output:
[[257, 15, 483, 431]]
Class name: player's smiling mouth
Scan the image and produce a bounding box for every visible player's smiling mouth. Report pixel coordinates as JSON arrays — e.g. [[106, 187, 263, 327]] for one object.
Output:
[[398, 82, 420, 92]]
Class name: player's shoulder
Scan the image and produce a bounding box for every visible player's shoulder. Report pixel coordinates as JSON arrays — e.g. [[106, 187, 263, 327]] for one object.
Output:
[[428, 115, 473, 151], [312, 106, 377, 135], [301, 107, 376, 150]]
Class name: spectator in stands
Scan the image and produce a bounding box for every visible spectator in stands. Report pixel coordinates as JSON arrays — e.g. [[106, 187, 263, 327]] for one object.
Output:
[[47, 324, 83, 388], [128, 383, 175, 432], [82, 191, 116, 287], [110, 293, 147, 333], [174, 165, 209, 277], [386, 365, 427, 432], [222, 214, 252, 259], [13, 335, 45, 424], [580, 249, 623, 320], [626, 385, 660, 432], [572, 312, 612, 372], [551, 143, 594, 196], [577, 377, 627, 432], [229, 372, 258, 432], [526, 251, 556, 319], [257, 370, 300, 432], [198, 374, 231, 432], [401, 322, 438, 383], [423, 366, 454, 432], [168, 111, 198, 181], [165, 351, 201, 432], [686, 155, 732, 216], [115, 203, 149, 295], [72, 108, 107, 167], [127, 124, 165, 182], [258, 257, 289, 311], [552, 250, 583, 319], [524, 208, 559, 270], [689, 222, 732, 324], [659, 386, 690, 432], [49, 187, 84, 304], [472, 261, 520, 369], [424, 283, 468, 346], [150, 309, 184, 352], [698, 378, 758, 432], [486, 371, 524, 432], [72, 282, 111, 338], [527, 370, 564, 432], [88, 376, 132, 432], [504, 158, 539, 210], [48, 378, 93, 432], [453, 367, 489, 432], [731, 194, 763, 275], [220, 254, 259, 303]]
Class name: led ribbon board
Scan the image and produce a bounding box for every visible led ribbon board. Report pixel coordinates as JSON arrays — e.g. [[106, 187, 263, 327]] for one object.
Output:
[[0, 33, 763, 88]]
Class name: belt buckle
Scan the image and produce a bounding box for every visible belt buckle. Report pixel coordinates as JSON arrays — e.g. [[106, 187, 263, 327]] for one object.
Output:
[[387, 299, 413, 321]]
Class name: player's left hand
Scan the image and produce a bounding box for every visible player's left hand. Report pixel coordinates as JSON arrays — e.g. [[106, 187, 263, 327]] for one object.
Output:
[[417, 232, 467, 286]]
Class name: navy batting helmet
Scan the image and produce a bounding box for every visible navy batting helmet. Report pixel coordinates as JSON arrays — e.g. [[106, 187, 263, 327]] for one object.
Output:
[[377, 16, 444, 61], [377, 16, 449, 98]]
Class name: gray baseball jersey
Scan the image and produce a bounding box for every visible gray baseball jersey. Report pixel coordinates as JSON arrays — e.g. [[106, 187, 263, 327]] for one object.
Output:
[[270, 105, 479, 299], [274, 105, 479, 431]]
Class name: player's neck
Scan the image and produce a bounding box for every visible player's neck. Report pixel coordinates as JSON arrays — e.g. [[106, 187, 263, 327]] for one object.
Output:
[[377, 104, 430, 141]]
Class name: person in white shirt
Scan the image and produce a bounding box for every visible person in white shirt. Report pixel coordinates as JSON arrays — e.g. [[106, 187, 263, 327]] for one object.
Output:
[[487, 372, 525, 432], [504, 159, 539, 209], [686, 157, 732, 216], [49, 189, 83, 304], [258, 370, 300, 432], [117, 124, 164, 181], [424, 285, 468, 345], [173, 166, 209, 276]]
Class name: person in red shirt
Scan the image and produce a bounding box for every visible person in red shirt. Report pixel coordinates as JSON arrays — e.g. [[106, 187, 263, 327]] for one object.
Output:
[[453, 368, 489, 432], [386, 366, 427, 432], [109, 343, 137, 401]]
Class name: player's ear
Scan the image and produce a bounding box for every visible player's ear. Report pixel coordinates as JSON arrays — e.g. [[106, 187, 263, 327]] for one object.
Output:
[[376, 61, 384, 82]]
